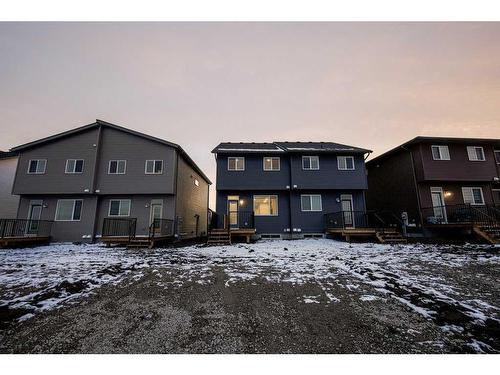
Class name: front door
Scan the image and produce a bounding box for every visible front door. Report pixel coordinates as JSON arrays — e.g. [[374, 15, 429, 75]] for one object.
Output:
[[340, 194, 355, 228], [27, 201, 43, 235], [149, 201, 163, 234], [228, 199, 239, 229], [430, 187, 447, 223]]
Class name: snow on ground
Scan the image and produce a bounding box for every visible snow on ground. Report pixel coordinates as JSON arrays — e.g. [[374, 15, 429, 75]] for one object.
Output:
[[0, 239, 498, 352]]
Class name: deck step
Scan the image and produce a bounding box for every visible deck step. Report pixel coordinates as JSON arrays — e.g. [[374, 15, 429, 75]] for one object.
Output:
[[474, 226, 500, 244], [207, 229, 231, 245], [375, 230, 407, 244]]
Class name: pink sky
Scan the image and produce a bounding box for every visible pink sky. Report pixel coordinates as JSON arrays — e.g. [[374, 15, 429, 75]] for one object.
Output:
[[1, 22, 499, 208]]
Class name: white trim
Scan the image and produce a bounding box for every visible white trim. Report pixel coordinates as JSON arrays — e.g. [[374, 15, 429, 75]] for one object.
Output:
[[467, 146, 485, 161], [227, 157, 245, 171], [300, 194, 322, 212], [149, 200, 163, 225], [462, 187, 485, 205], [55, 199, 83, 221], [431, 145, 450, 161], [340, 194, 355, 228], [253, 195, 279, 216], [337, 156, 355, 170], [65, 159, 84, 174], [108, 160, 127, 174], [145, 160, 163, 174], [27, 159, 47, 174], [263, 156, 281, 171], [302, 156, 319, 170], [108, 199, 131, 217]]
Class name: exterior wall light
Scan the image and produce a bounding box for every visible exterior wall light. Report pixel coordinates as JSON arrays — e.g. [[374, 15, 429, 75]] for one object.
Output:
[[444, 191, 453, 198]]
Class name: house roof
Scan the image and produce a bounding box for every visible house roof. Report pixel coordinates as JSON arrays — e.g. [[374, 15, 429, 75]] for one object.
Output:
[[366, 136, 500, 166], [0, 151, 18, 160], [10, 119, 211, 184], [212, 141, 371, 154]]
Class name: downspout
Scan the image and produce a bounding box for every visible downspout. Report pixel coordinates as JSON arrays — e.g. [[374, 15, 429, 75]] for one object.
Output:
[[288, 153, 293, 238], [362, 151, 372, 213], [90, 123, 103, 242], [401, 145, 423, 227]]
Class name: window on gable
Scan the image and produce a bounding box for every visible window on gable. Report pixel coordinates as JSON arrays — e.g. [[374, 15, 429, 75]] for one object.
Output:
[[337, 156, 355, 170], [301, 195, 322, 211], [302, 156, 319, 170], [194, 178, 199, 187], [431, 145, 450, 160], [55, 199, 82, 221], [108, 160, 127, 174], [65, 159, 84, 174], [462, 187, 485, 205], [494, 150, 500, 164], [228, 157, 245, 171], [145, 160, 163, 174], [263, 157, 280, 171], [467, 146, 485, 161], [253, 195, 278, 216], [109, 200, 131, 216], [28, 159, 46, 174]]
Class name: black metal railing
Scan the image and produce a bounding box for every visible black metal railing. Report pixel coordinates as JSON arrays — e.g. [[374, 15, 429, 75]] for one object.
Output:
[[228, 210, 255, 229], [324, 210, 404, 231], [421, 204, 500, 227], [0, 219, 53, 238], [148, 218, 175, 239], [102, 218, 137, 240]]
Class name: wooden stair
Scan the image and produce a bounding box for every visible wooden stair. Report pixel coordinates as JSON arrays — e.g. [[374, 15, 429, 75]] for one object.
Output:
[[126, 237, 153, 249], [375, 230, 407, 244], [207, 229, 231, 245], [473, 225, 500, 244]]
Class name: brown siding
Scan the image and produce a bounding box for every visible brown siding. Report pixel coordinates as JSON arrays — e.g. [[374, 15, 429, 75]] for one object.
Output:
[[418, 182, 495, 208], [175, 155, 209, 238]]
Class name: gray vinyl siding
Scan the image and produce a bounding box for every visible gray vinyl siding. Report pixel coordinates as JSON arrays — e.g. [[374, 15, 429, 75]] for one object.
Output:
[[175, 155, 210, 238], [0, 156, 20, 218]]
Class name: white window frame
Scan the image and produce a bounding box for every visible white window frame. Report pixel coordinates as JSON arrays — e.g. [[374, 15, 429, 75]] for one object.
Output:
[[108, 160, 127, 174], [462, 187, 485, 206], [431, 145, 450, 161], [253, 195, 279, 216], [54, 199, 83, 221], [108, 199, 131, 217], [302, 156, 319, 170], [227, 157, 245, 171], [194, 178, 200, 187], [467, 146, 485, 161], [145, 160, 163, 175], [263, 157, 281, 171], [337, 156, 355, 170], [27, 159, 47, 174], [300, 194, 323, 212], [494, 150, 500, 164], [65, 159, 84, 174]]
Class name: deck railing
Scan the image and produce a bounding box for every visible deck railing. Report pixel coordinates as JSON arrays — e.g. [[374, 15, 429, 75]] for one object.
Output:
[[324, 210, 404, 231], [148, 218, 175, 239], [102, 218, 137, 240], [421, 203, 500, 227], [0, 219, 53, 238], [227, 210, 255, 229]]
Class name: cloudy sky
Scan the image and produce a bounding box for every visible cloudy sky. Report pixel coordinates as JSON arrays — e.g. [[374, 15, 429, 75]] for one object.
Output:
[[1, 22, 499, 207]]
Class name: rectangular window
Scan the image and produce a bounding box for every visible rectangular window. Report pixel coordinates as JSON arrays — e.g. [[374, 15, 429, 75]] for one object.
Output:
[[302, 156, 319, 170], [253, 195, 278, 216], [467, 146, 485, 161], [493, 189, 500, 204], [337, 156, 355, 170], [301, 194, 323, 211], [462, 187, 485, 205], [431, 145, 450, 160], [108, 200, 131, 216], [27, 159, 47, 174], [108, 160, 127, 174], [228, 157, 245, 171], [145, 160, 163, 174], [194, 178, 199, 187], [65, 159, 84, 174], [263, 157, 280, 171], [494, 150, 500, 164], [55, 199, 82, 221]]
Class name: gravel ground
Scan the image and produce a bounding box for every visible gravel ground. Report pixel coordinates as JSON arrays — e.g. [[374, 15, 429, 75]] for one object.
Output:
[[0, 239, 498, 353]]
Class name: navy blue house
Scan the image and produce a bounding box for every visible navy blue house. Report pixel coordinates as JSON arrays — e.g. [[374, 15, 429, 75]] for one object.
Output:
[[212, 142, 372, 239]]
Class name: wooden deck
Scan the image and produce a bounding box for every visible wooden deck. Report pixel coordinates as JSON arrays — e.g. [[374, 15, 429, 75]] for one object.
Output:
[[326, 228, 406, 244], [0, 236, 51, 248], [101, 235, 174, 248], [230, 228, 257, 243]]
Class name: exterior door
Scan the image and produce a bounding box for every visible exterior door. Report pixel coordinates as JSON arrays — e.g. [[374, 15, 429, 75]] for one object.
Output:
[[149, 201, 163, 234], [430, 187, 447, 223], [340, 194, 355, 228], [27, 201, 43, 235], [228, 199, 239, 229]]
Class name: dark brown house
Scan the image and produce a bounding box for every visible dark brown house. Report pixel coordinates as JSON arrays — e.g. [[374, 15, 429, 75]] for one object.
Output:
[[366, 136, 500, 242]]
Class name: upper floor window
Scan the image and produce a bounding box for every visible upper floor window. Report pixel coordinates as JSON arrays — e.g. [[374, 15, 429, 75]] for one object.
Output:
[[65, 159, 84, 174], [263, 157, 280, 171], [55, 199, 82, 221], [27, 159, 46, 174], [228, 157, 245, 171], [301, 194, 322, 212], [494, 150, 500, 164], [108, 160, 126, 174], [145, 160, 163, 174], [253, 195, 278, 216], [462, 187, 485, 205], [194, 178, 200, 187], [337, 156, 355, 170], [109, 199, 131, 216], [431, 145, 450, 160], [302, 156, 319, 170], [467, 146, 485, 161]]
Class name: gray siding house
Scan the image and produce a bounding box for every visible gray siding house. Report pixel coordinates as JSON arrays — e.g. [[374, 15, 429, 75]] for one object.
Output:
[[212, 142, 371, 238], [10, 120, 211, 243], [0, 152, 20, 219]]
